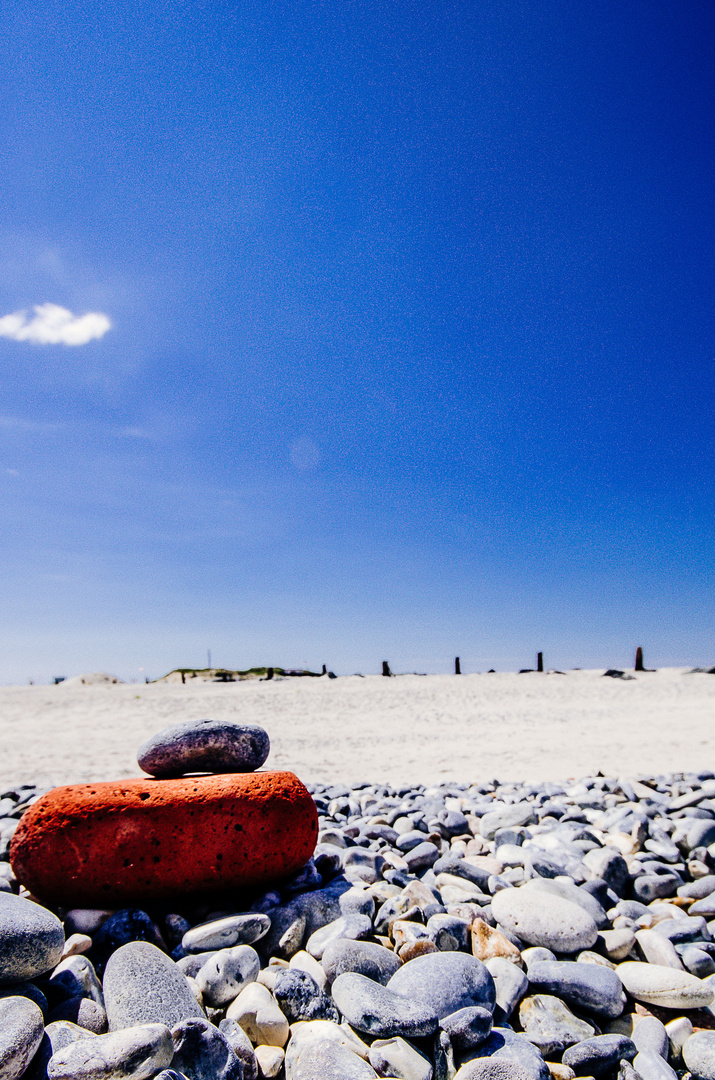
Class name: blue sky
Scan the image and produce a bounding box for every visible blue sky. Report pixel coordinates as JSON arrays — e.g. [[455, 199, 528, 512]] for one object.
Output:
[[1, 0, 713, 682]]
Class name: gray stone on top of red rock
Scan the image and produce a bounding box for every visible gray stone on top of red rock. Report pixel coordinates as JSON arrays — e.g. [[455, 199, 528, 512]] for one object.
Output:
[[137, 720, 270, 778]]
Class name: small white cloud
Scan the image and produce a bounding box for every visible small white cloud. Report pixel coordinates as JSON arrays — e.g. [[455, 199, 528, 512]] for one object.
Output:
[[0, 303, 111, 345], [289, 437, 321, 470]]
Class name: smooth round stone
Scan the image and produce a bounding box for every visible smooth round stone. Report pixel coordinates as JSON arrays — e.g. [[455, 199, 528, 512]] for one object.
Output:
[[562, 1033, 636, 1075], [632, 1016, 669, 1058], [170, 1018, 243, 1080], [47, 1023, 173, 1080], [27, 1021, 97, 1080], [527, 878, 607, 929], [137, 721, 270, 778], [615, 961, 715, 1009], [10, 772, 317, 905], [491, 887, 598, 954], [284, 1035, 378, 1079], [480, 806, 535, 841], [387, 951, 496, 1020], [518, 994, 594, 1054], [632, 1049, 678, 1080], [194, 946, 260, 1007], [458, 1028, 549, 1080], [0, 997, 45, 1080], [51, 955, 103, 1006], [47, 996, 108, 1033], [331, 972, 439, 1038], [368, 1036, 432, 1080], [440, 1006, 493, 1049], [0, 895, 64, 984], [683, 1030, 715, 1079], [526, 960, 625, 1019], [182, 915, 270, 953], [321, 939, 402, 987], [103, 942, 205, 1030], [272, 968, 338, 1023], [305, 915, 373, 960], [485, 957, 529, 1024], [454, 1064, 535, 1080]]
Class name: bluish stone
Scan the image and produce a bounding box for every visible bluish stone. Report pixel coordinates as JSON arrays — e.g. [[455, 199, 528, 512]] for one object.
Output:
[[137, 720, 270, 777], [321, 939, 401, 987], [0, 895, 64, 985], [170, 1018, 242, 1080], [526, 960, 625, 1019], [562, 1034, 636, 1076], [103, 942, 204, 1030], [272, 968, 339, 1023], [331, 972, 439, 1038], [0, 996, 45, 1080], [387, 952, 496, 1020]]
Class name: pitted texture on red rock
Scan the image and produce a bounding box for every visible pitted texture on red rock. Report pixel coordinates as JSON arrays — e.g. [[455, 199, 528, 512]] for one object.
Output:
[[10, 771, 318, 906], [137, 720, 270, 778]]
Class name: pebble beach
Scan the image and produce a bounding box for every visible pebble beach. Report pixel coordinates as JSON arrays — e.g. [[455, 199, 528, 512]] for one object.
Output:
[[2, 671, 715, 1079]]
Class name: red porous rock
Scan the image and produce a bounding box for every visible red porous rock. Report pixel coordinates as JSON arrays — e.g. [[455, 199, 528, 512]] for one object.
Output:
[[10, 771, 318, 906]]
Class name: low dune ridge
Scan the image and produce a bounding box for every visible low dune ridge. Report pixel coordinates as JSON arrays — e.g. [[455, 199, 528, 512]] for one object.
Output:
[[1, 666, 714, 790]]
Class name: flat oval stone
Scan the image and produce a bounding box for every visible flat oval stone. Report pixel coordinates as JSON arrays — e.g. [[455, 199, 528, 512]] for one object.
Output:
[[137, 721, 269, 778], [526, 961, 625, 1019], [562, 1033, 636, 1075], [491, 887, 598, 953], [182, 915, 270, 953], [387, 951, 496, 1019], [0, 996, 45, 1080], [321, 939, 402, 987], [284, 1035, 378, 1079], [0, 895, 64, 984], [103, 942, 205, 1030], [331, 972, 439, 1038], [683, 1030, 715, 1080], [10, 772, 317, 906], [615, 961, 715, 1009], [47, 1023, 173, 1080]]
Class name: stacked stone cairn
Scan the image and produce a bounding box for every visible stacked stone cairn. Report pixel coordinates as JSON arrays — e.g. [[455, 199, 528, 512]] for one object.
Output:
[[3, 731, 715, 1077]]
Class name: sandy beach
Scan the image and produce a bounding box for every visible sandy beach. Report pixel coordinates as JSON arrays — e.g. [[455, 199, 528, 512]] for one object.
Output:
[[1, 667, 713, 789]]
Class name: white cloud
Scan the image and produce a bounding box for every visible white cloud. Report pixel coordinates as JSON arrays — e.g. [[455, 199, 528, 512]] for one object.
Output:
[[0, 303, 111, 345]]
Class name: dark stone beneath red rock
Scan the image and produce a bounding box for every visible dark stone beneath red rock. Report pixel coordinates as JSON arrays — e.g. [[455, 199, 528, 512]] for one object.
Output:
[[10, 771, 318, 906]]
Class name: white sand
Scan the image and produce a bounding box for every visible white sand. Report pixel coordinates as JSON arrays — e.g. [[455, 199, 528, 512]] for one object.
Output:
[[1, 667, 714, 790]]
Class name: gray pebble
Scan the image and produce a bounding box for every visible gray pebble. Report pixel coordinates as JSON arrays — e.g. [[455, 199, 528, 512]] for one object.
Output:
[[562, 1033, 636, 1076], [47, 1023, 173, 1080], [305, 914, 373, 960], [491, 887, 598, 954], [170, 1018, 242, 1080], [632, 1050, 678, 1080], [331, 972, 439, 1038], [526, 960, 625, 1018], [194, 945, 259, 1008], [485, 958, 529, 1024], [103, 942, 204, 1030], [284, 1035, 379, 1079], [217, 1019, 258, 1080], [182, 915, 270, 953], [632, 1015, 669, 1058], [0, 996, 45, 1080], [321, 939, 402, 986], [387, 951, 496, 1020], [137, 720, 269, 777], [517, 993, 594, 1054], [273, 968, 339, 1022], [46, 996, 107, 1033], [440, 1006, 493, 1049], [683, 1030, 715, 1079], [0, 895, 64, 985], [460, 1027, 549, 1080]]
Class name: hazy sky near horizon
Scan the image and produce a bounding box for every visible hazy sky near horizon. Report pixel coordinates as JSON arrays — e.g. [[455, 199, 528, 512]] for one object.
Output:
[[1, 0, 714, 682]]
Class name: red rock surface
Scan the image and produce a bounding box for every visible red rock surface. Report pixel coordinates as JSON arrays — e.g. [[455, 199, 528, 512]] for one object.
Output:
[[10, 771, 318, 906]]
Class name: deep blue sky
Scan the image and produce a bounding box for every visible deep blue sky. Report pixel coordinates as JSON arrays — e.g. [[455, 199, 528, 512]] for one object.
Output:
[[1, 0, 713, 682]]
